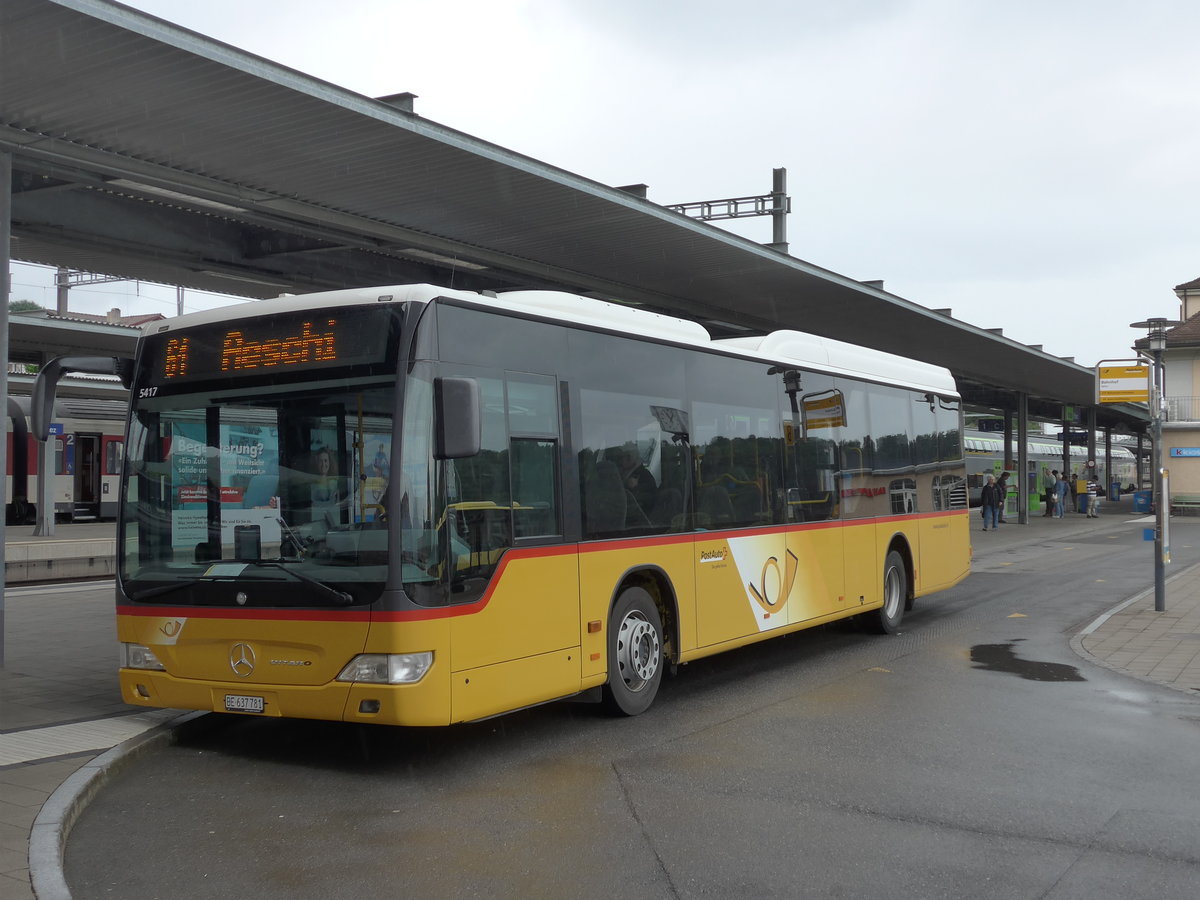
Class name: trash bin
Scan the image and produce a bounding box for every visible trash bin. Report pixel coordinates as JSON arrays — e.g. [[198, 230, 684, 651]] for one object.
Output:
[[1079, 495, 1089, 515], [1110, 482, 1120, 501], [1132, 490, 1152, 513]]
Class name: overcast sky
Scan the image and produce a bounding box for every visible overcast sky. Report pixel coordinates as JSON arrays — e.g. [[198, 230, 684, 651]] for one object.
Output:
[[13, 0, 1198, 366]]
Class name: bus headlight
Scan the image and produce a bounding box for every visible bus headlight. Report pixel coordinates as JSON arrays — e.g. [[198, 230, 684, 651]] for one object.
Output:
[[337, 652, 433, 684], [120, 642, 165, 671]]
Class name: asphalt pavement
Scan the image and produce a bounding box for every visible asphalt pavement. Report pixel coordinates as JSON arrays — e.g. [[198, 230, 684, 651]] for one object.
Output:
[[3, 497, 1199, 899]]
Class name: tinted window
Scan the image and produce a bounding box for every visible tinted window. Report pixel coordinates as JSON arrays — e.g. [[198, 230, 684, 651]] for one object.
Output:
[[778, 368, 840, 522], [688, 353, 784, 529], [569, 331, 688, 539]]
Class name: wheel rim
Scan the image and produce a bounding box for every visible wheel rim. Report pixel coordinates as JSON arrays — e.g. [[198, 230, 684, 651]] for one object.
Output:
[[616, 610, 660, 692], [883, 564, 902, 620]]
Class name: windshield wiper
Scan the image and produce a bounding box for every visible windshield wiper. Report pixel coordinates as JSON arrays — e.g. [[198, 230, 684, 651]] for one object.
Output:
[[250, 560, 353, 606], [129, 563, 353, 607]]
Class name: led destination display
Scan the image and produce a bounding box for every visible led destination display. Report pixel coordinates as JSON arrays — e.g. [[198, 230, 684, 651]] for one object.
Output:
[[143, 307, 397, 387]]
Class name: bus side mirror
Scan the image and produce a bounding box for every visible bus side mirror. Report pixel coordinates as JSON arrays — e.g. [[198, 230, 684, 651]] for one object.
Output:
[[434, 376, 481, 459]]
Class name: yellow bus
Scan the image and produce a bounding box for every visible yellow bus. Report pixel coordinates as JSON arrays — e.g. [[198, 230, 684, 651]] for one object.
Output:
[[37, 284, 970, 725]]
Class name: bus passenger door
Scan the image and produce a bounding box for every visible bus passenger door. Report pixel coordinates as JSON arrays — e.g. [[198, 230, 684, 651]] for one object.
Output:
[[440, 372, 580, 721], [782, 418, 845, 625], [693, 426, 789, 647]]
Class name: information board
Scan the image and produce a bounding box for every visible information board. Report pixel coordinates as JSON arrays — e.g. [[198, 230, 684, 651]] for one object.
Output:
[[1096, 360, 1150, 404]]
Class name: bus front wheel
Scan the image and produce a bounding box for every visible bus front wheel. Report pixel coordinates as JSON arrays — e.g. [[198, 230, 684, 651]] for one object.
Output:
[[865, 550, 906, 635], [602, 586, 664, 716]]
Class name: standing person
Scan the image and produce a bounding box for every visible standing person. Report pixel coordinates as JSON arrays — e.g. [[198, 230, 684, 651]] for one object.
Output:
[[1086, 476, 1100, 518], [1043, 467, 1057, 516], [980, 474, 1000, 531], [996, 471, 1010, 524], [1053, 471, 1069, 519]]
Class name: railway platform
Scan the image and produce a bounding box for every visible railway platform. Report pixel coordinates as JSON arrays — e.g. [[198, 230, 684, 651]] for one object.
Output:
[[3, 524, 117, 585], [4, 507, 1200, 899]]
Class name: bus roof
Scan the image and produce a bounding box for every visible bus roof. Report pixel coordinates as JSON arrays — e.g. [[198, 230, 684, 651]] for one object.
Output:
[[714, 332, 958, 397], [147, 283, 958, 397]]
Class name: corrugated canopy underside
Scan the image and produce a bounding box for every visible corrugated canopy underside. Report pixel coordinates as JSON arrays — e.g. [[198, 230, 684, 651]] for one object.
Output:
[[0, 0, 1146, 428]]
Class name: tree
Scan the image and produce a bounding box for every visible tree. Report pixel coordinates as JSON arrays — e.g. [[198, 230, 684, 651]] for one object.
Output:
[[9, 299, 46, 313]]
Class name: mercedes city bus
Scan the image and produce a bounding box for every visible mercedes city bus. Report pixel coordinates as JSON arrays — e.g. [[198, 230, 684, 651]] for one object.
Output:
[[35, 284, 970, 725]]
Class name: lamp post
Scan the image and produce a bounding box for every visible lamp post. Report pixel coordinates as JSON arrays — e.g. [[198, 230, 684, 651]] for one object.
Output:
[[1131, 317, 1177, 612]]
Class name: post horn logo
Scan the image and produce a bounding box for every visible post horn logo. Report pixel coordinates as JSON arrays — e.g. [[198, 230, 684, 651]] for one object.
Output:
[[229, 642, 256, 678], [159, 620, 182, 638], [748, 549, 800, 615]]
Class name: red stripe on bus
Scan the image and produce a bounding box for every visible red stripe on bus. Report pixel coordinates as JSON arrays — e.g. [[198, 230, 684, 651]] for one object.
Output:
[[117, 605, 372, 622], [117, 509, 966, 624]]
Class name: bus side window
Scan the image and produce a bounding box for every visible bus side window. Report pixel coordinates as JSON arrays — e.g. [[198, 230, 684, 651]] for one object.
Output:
[[506, 374, 561, 541], [512, 438, 559, 538], [440, 375, 512, 597]]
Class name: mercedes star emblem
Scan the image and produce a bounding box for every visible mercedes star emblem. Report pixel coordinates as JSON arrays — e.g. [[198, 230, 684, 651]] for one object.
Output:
[[229, 642, 256, 677]]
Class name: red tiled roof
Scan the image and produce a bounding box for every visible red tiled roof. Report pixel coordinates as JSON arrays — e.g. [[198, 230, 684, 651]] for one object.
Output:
[[17, 310, 167, 328], [1166, 314, 1200, 347]]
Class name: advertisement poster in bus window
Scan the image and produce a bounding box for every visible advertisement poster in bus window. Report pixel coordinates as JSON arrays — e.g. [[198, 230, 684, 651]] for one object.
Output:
[[168, 423, 207, 547], [168, 421, 282, 547], [218, 422, 281, 544], [351, 433, 390, 523]]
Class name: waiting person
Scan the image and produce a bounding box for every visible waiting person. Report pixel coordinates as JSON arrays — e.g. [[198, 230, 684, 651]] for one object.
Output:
[[980, 474, 1000, 531], [1043, 467, 1057, 516], [1053, 471, 1069, 519], [996, 471, 1010, 523], [1086, 476, 1101, 518]]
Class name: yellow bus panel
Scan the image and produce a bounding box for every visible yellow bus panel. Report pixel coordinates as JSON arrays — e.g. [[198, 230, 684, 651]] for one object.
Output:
[[451, 647, 583, 722]]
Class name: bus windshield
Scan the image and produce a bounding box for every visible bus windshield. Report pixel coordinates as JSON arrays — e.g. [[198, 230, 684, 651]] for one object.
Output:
[[120, 378, 396, 607]]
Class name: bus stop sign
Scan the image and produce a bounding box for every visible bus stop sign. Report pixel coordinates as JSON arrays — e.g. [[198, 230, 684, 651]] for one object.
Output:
[[1096, 360, 1150, 404]]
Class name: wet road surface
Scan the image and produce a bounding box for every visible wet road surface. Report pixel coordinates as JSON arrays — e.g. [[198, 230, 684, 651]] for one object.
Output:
[[66, 524, 1200, 898]]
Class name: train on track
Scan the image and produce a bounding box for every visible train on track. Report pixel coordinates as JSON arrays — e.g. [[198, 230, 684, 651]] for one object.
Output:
[[965, 429, 1139, 507], [6, 396, 126, 523]]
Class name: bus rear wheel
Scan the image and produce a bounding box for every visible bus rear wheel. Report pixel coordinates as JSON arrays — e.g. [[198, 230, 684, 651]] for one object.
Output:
[[865, 550, 906, 635], [602, 586, 664, 716]]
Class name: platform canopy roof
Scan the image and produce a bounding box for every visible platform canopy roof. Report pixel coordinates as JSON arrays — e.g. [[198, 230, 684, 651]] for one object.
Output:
[[0, 0, 1147, 430]]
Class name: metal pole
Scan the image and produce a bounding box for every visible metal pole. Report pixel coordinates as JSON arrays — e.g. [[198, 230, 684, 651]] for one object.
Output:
[[1, 150, 11, 667], [1061, 407, 1070, 485], [1104, 428, 1112, 497], [1017, 392, 1028, 524], [1153, 346, 1166, 612], [56, 265, 69, 314], [770, 167, 788, 254], [1131, 317, 1179, 612], [1137, 432, 1145, 489]]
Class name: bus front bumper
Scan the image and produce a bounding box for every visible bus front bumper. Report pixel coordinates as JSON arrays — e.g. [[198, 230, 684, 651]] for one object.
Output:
[[119, 668, 453, 727]]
